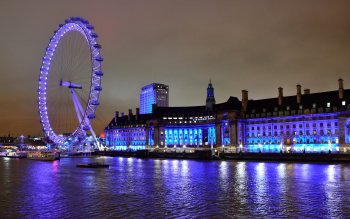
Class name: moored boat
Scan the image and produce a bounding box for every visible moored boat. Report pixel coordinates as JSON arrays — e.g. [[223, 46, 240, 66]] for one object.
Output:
[[0, 146, 27, 158], [27, 151, 60, 161]]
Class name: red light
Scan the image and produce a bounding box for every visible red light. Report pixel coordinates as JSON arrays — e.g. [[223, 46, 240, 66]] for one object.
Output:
[[100, 132, 105, 139]]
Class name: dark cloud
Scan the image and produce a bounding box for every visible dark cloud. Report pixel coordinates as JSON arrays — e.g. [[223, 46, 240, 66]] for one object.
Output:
[[1, 0, 350, 135]]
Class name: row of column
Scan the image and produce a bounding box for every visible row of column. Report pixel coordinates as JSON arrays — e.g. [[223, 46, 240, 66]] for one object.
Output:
[[105, 120, 240, 147], [148, 121, 238, 147]]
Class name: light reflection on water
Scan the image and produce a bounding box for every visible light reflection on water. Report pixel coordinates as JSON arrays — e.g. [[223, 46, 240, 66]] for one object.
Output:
[[0, 157, 350, 218]]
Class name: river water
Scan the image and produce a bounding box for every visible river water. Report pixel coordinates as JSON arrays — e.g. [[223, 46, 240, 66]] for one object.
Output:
[[0, 157, 349, 218]]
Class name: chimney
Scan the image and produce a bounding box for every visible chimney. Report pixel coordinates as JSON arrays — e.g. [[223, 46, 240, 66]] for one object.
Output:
[[136, 108, 140, 120], [278, 87, 283, 106], [339, 78, 344, 99], [242, 90, 248, 111], [114, 111, 119, 123], [128, 109, 133, 120], [296, 84, 302, 104], [304, 89, 310, 95]]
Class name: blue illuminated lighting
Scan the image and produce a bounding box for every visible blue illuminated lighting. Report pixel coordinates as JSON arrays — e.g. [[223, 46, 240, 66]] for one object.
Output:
[[140, 85, 155, 114], [106, 103, 349, 153], [244, 112, 339, 122], [105, 127, 147, 147], [345, 118, 350, 144], [111, 146, 145, 151], [207, 81, 214, 97], [148, 128, 154, 146], [222, 121, 230, 146], [240, 112, 343, 153], [246, 144, 338, 153], [164, 125, 215, 147], [140, 83, 169, 114]]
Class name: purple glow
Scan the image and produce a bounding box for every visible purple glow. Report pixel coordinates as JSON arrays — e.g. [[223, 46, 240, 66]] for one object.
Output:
[[37, 17, 103, 145]]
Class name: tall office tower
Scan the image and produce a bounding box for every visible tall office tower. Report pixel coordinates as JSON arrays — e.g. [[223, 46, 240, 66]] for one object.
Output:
[[140, 83, 169, 114]]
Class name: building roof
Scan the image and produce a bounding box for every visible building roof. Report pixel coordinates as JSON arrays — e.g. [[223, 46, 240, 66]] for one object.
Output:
[[141, 83, 169, 90], [106, 96, 241, 128], [106, 88, 350, 128], [152, 96, 241, 117], [246, 89, 350, 114], [106, 113, 153, 128]]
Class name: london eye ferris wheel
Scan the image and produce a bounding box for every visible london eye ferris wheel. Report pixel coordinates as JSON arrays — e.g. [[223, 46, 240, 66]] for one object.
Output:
[[37, 17, 104, 150]]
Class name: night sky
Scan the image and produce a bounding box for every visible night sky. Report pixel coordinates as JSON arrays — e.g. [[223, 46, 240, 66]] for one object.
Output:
[[1, 0, 350, 136]]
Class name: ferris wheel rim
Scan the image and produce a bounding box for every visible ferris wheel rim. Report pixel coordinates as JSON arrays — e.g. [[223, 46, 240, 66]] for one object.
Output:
[[37, 17, 103, 145]]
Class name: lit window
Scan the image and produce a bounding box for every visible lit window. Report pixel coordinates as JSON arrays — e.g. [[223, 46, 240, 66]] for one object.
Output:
[[342, 101, 346, 106], [312, 103, 316, 108], [327, 102, 330, 107]]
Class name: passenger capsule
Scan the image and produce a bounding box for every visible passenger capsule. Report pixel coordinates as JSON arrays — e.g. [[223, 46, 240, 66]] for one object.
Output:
[[86, 24, 94, 30], [93, 44, 102, 49], [91, 99, 100, 105], [88, 114, 96, 119], [94, 86, 102, 91], [91, 33, 98, 38], [95, 71, 103, 76], [95, 56, 103, 62]]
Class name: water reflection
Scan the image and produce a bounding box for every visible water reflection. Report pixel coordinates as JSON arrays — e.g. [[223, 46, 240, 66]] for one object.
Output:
[[324, 165, 341, 218], [52, 160, 59, 173], [254, 162, 267, 207], [235, 162, 248, 203], [218, 161, 229, 191], [326, 165, 335, 182], [0, 158, 350, 218]]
